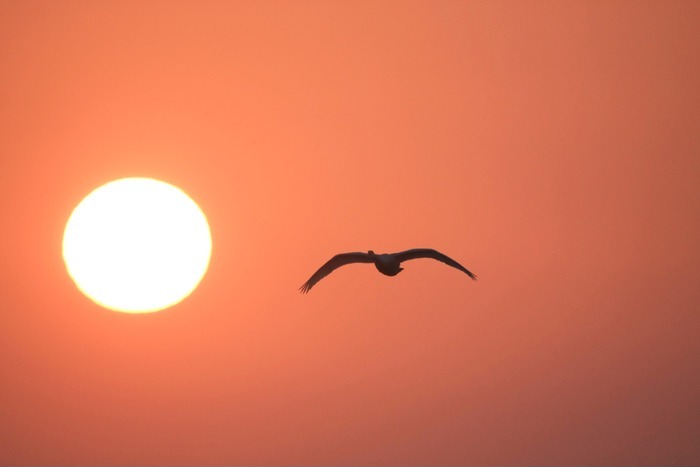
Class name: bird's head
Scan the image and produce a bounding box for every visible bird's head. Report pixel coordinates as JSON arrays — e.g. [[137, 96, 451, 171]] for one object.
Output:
[[367, 250, 376, 256]]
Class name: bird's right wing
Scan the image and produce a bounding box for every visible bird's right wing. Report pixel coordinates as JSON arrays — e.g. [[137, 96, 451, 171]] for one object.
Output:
[[299, 252, 374, 293], [393, 248, 478, 280]]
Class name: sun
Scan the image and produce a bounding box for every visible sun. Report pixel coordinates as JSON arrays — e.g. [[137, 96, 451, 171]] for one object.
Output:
[[62, 178, 212, 313]]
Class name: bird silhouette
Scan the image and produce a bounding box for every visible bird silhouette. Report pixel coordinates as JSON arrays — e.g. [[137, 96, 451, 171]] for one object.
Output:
[[300, 248, 477, 293]]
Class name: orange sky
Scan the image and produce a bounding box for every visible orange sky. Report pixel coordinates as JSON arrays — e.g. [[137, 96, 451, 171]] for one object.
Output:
[[1, 1, 699, 465]]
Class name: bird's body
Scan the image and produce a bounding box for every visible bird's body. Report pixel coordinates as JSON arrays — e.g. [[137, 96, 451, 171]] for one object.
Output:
[[300, 248, 477, 293], [373, 252, 403, 276]]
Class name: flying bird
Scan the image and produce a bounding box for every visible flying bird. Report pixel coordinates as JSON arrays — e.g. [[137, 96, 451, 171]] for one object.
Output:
[[300, 248, 477, 293]]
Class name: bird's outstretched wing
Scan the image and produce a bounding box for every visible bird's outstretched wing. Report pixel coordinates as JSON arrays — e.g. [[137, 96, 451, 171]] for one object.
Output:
[[299, 252, 374, 293], [393, 248, 478, 280]]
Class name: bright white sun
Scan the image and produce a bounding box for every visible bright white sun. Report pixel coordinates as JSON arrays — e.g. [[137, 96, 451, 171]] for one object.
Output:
[[62, 177, 212, 313]]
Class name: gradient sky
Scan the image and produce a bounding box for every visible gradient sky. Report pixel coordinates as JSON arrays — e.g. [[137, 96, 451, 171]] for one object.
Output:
[[1, 1, 699, 465]]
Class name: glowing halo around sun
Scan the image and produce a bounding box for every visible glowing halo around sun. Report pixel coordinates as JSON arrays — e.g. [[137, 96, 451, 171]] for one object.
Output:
[[62, 178, 212, 313]]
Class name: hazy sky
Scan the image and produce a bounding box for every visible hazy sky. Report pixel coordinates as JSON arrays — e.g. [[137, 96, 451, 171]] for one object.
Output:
[[1, 1, 699, 465]]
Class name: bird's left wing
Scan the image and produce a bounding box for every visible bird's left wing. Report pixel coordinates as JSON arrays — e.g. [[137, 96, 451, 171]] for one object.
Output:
[[299, 252, 374, 293], [393, 248, 478, 280]]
